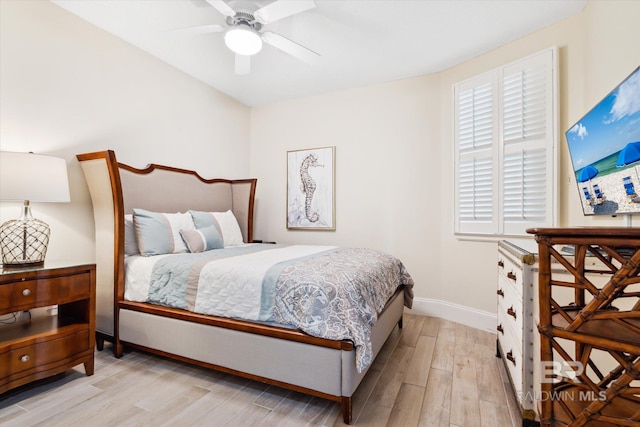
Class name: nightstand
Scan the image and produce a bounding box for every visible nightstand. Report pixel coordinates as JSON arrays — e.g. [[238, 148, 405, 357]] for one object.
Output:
[[0, 262, 96, 394]]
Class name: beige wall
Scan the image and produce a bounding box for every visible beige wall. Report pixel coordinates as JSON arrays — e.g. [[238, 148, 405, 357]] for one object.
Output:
[[0, 1, 251, 264], [251, 0, 640, 317]]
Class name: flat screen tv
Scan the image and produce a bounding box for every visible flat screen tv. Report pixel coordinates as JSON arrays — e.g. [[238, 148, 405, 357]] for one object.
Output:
[[566, 66, 640, 216]]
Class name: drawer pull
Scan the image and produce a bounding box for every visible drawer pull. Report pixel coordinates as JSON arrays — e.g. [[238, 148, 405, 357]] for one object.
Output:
[[497, 324, 504, 334], [20, 355, 30, 363], [497, 288, 504, 297], [506, 350, 516, 366], [507, 306, 517, 319], [498, 260, 504, 268], [507, 271, 517, 281], [22, 288, 31, 296]]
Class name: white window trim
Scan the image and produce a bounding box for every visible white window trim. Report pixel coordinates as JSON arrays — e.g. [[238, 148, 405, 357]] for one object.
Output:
[[453, 47, 559, 238]]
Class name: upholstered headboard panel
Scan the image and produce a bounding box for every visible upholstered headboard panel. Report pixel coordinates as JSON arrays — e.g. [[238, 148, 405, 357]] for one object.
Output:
[[76, 150, 256, 341], [118, 166, 255, 242]]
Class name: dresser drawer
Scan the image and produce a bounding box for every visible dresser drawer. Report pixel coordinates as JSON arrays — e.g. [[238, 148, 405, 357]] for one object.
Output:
[[497, 278, 523, 343], [0, 272, 91, 314], [498, 251, 524, 299], [500, 324, 525, 403], [498, 297, 523, 357], [0, 328, 90, 379]]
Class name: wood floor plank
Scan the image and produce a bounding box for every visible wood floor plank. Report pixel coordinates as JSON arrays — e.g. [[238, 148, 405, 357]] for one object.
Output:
[[130, 385, 212, 426], [420, 316, 441, 337], [259, 390, 312, 426], [454, 322, 476, 355], [431, 326, 455, 372], [496, 354, 521, 427], [0, 377, 104, 426], [479, 399, 516, 427], [348, 399, 392, 427], [473, 343, 508, 406], [387, 383, 424, 427], [449, 354, 481, 427], [404, 335, 436, 387], [293, 395, 336, 425], [195, 380, 271, 425], [367, 344, 414, 408], [399, 313, 425, 347], [418, 368, 452, 427], [0, 316, 522, 427], [0, 402, 27, 424], [252, 385, 291, 411]]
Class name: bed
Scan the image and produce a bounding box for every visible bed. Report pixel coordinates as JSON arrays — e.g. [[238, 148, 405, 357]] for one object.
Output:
[[76, 150, 414, 424]]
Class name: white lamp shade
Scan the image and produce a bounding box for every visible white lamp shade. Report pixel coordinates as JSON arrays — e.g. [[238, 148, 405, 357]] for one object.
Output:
[[224, 26, 263, 56], [0, 151, 70, 202]]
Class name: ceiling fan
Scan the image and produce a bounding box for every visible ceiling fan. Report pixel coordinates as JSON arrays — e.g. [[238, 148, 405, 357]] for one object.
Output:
[[180, 0, 320, 75]]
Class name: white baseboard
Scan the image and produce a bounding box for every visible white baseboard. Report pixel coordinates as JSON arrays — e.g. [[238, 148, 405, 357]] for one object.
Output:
[[405, 297, 496, 333]]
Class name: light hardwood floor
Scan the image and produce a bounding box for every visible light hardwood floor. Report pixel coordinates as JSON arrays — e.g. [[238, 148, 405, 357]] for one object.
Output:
[[0, 314, 522, 426]]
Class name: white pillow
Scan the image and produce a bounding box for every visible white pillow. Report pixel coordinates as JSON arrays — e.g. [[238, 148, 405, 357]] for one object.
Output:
[[212, 210, 244, 247]]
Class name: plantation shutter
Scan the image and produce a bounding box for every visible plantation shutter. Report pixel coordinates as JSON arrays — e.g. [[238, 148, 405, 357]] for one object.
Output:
[[454, 48, 557, 236], [501, 51, 556, 235], [454, 73, 499, 234]]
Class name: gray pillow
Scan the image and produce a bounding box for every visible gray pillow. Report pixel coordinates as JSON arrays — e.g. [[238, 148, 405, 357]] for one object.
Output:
[[180, 226, 224, 253]]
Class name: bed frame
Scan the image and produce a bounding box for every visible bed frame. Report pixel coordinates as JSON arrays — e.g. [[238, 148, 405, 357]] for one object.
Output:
[[76, 150, 405, 424]]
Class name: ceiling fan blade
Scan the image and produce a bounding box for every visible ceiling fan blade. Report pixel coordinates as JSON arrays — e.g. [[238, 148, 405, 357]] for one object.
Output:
[[206, 0, 236, 17], [254, 0, 315, 24], [262, 31, 319, 64], [235, 54, 251, 75], [165, 24, 224, 35]]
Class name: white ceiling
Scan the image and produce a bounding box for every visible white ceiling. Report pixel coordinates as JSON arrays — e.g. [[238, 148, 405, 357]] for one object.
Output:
[[51, 0, 586, 107]]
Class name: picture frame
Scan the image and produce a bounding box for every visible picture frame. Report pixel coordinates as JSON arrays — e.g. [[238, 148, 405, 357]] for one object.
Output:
[[287, 146, 335, 230]]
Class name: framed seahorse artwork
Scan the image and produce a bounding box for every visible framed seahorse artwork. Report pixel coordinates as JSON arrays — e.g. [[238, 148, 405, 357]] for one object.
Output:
[[287, 146, 335, 230]]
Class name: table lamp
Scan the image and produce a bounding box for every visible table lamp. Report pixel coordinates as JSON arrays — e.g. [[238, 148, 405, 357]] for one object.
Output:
[[0, 151, 70, 266]]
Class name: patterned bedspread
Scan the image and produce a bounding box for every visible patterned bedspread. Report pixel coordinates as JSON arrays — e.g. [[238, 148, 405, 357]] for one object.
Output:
[[125, 244, 414, 372]]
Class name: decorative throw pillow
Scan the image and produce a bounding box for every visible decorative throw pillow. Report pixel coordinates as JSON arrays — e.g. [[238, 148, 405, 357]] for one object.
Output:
[[179, 226, 223, 253], [133, 209, 195, 256], [189, 209, 244, 247], [124, 214, 139, 255]]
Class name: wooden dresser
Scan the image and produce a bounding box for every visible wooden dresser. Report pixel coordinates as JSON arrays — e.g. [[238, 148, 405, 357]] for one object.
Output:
[[497, 240, 538, 426], [0, 263, 96, 394], [528, 227, 640, 427]]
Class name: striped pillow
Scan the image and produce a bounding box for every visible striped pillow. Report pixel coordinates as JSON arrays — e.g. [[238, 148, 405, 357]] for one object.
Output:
[[133, 209, 195, 256], [189, 210, 244, 247], [179, 226, 223, 253]]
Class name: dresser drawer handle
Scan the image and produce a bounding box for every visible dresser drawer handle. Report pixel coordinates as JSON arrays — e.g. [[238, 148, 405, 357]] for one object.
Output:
[[498, 260, 504, 268], [507, 306, 517, 319], [506, 350, 516, 366], [20, 355, 30, 363], [497, 289, 504, 297], [497, 324, 504, 334], [22, 289, 31, 296], [507, 271, 517, 281]]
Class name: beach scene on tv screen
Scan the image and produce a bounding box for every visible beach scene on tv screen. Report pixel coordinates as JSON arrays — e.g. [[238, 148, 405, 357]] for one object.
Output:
[[566, 67, 640, 215]]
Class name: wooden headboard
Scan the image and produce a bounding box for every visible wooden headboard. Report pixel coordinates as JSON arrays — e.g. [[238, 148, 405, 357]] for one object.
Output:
[[76, 150, 256, 344]]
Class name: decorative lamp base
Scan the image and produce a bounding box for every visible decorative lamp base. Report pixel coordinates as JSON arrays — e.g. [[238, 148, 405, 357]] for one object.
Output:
[[0, 203, 50, 266]]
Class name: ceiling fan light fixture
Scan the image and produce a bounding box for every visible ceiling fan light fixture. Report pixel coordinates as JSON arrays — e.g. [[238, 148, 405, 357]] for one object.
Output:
[[224, 25, 262, 56]]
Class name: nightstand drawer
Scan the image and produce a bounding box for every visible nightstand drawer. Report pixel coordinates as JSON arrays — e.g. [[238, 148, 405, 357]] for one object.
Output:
[[0, 328, 90, 378], [0, 272, 91, 314]]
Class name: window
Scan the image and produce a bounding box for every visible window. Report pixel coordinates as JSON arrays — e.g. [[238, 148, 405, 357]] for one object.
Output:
[[454, 48, 558, 236]]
